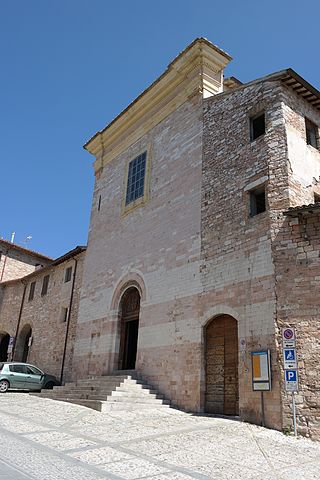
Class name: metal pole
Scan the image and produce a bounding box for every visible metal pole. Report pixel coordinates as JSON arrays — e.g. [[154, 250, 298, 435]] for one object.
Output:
[[261, 391, 265, 427], [292, 392, 297, 436]]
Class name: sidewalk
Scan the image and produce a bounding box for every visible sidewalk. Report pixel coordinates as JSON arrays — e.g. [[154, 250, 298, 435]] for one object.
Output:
[[0, 392, 319, 479]]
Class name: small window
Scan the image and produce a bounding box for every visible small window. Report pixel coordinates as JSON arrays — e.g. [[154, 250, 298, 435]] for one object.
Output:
[[125, 151, 147, 205], [60, 307, 69, 323], [64, 267, 72, 283], [249, 186, 266, 216], [305, 119, 319, 149], [97, 195, 101, 211], [250, 113, 265, 141], [314, 193, 320, 204], [28, 282, 36, 301], [41, 275, 50, 296]]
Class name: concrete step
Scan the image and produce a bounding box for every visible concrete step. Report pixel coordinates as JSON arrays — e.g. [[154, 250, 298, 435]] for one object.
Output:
[[33, 373, 172, 413], [107, 395, 170, 405]]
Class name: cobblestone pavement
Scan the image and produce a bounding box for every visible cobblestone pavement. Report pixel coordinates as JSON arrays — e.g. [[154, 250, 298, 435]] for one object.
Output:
[[0, 393, 319, 479]]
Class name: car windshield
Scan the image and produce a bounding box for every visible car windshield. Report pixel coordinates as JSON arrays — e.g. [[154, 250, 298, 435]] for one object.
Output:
[[0, 363, 3, 372]]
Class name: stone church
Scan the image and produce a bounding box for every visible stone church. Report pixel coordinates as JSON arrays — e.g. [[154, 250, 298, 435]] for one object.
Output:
[[0, 38, 319, 439]]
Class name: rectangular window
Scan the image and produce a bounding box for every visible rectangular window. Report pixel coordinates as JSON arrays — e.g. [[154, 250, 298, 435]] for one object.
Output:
[[305, 118, 319, 149], [125, 151, 147, 205], [250, 113, 265, 141], [64, 266, 72, 283], [249, 186, 266, 216], [41, 275, 50, 296], [314, 193, 320, 203], [28, 281, 36, 301], [60, 307, 69, 323]]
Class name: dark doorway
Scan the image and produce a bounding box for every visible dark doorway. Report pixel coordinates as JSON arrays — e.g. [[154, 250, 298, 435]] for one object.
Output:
[[119, 288, 140, 370], [0, 334, 10, 361], [205, 315, 239, 415], [22, 328, 32, 363]]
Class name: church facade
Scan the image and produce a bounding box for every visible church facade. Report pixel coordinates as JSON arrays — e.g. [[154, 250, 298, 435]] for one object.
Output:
[[1, 38, 319, 439]]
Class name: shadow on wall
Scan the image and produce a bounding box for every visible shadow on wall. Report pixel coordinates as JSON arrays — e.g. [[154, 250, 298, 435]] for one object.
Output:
[[0, 332, 10, 361], [14, 325, 32, 363]]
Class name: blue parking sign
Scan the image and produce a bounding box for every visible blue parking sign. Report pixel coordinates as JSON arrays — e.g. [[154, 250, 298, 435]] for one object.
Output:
[[285, 370, 297, 382], [285, 369, 298, 392]]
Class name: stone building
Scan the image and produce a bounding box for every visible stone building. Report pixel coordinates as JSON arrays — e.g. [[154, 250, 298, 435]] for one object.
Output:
[[0, 239, 52, 282], [0, 246, 86, 382], [71, 38, 320, 438], [0, 38, 319, 439]]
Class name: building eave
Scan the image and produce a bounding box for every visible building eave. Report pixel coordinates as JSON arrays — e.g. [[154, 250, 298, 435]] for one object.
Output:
[[0, 246, 87, 287]]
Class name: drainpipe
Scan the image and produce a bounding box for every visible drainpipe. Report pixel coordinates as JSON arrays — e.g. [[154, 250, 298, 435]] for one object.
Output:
[[60, 257, 78, 384], [11, 280, 27, 360]]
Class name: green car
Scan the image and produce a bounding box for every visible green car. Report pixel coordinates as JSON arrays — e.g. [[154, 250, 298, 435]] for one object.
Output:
[[0, 362, 60, 393]]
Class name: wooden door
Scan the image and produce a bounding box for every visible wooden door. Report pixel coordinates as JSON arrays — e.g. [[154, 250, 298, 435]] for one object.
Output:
[[205, 315, 238, 415]]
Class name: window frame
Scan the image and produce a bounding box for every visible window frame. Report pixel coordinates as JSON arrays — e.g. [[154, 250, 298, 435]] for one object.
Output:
[[28, 281, 36, 302], [121, 145, 152, 217], [305, 118, 319, 150], [64, 266, 72, 283], [41, 275, 50, 296], [249, 185, 267, 217], [250, 112, 266, 142]]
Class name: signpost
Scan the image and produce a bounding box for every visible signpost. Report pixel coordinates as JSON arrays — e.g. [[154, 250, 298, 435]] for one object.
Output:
[[252, 350, 271, 427], [282, 328, 298, 436]]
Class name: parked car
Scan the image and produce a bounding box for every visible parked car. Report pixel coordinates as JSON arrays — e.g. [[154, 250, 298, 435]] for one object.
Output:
[[0, 362, 60, 393]]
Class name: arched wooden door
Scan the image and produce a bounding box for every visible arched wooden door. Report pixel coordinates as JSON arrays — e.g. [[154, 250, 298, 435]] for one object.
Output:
[[205, 315, 239, 415]]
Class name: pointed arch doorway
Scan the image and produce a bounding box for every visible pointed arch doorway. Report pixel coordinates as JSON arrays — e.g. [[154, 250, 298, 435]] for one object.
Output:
[[119, 287, 140, 370], [205, 314, 239, 415]]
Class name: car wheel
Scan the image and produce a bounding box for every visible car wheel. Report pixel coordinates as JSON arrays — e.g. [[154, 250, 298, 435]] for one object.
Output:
[[44, 381, 54, 389], [0, 380, 9, 393]]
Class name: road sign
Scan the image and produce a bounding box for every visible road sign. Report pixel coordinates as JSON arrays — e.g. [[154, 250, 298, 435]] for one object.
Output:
[[283, 348, 297, 369], [252, 350, 271, 391], [282, 328, 295, 341], [7, 336, 15, 354], [283, 339, 296, 348], [285, 370, 298, 392]]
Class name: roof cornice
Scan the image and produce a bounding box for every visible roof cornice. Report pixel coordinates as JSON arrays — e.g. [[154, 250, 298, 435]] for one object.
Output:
[[84, 38, 232, 174]]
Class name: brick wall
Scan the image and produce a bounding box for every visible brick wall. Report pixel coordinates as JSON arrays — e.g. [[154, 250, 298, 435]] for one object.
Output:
[[0, 252, 85, 381]]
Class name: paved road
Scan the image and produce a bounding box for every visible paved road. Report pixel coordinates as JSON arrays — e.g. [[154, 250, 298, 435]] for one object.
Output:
[[0, 393, 319, 479]]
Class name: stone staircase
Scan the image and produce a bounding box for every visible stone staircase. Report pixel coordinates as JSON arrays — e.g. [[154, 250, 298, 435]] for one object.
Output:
[[32, 371, 172, 412]]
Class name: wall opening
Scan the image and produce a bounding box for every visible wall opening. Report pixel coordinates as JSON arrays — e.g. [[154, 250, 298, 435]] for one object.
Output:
[[0, 333, 10, 362], [205, 314, 239, 415], [15, 325, 32, 363], [118, 287, 140, 370]]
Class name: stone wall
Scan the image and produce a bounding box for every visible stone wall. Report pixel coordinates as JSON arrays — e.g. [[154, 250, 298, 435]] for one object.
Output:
[[201, 80, 288, 430], [73, 94, 205, 410], [0, 251, 85, 381], [272, 212, 320, 440], [270, 85, 320, 439], [0, 244, 51, 282]]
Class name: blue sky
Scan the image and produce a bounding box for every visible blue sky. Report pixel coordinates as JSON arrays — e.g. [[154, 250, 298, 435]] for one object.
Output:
[[1, 0, 319, 258]]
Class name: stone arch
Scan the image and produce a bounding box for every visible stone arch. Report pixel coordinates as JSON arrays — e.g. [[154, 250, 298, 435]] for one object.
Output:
[[0, 331, 10, 362], [14, 324, 33, 363], [118, 286, 141, 370], [110, 271, 147, 312], [204, 314, 239, 416]]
